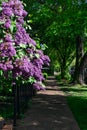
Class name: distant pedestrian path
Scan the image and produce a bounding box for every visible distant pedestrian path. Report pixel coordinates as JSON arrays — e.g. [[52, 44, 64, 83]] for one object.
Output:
[[14, 76, 80, 130]]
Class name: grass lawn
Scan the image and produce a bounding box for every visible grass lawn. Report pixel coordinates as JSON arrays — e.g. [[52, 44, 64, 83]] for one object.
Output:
[[59, 82, 87, 130]]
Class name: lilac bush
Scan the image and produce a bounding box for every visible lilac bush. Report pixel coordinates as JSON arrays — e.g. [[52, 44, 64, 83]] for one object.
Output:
[[0, 0, 50, 90]]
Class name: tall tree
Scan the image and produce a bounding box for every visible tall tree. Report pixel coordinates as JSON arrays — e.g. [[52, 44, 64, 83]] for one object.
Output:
[[23, 0, 87, 83]]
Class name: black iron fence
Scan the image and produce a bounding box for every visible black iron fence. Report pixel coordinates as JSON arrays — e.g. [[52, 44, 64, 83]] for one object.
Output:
[[0, 83, 35, 127], [13, 83, 35, 126]]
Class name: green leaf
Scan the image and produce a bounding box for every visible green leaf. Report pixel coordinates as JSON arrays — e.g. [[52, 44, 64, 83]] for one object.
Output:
[[0, 7, 2, 12], [28, 76, 36, 83], [20, 44, 26, 48], [0, 21, 5, 25], [30, 54, 33, 58], [41, 44, 48, 50], [0, 39, 3, 43], [9, 89, 12, 92], [10, 25, 14, 33], [10, 20, 17, 33], [0, 70, 3, 76], [18, 51, 25, 57], [36, 43, 41, 49], [35, 53, 40, 58]]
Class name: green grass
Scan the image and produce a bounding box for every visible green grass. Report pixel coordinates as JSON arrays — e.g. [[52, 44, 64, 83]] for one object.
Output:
[[59, 83, 87, 130]]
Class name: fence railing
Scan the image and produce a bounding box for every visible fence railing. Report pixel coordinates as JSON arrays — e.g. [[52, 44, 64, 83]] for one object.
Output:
[[0, 83, 35, 127], [13, 83, 34, 126]]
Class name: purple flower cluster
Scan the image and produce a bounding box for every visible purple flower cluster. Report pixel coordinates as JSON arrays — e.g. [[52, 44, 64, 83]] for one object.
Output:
[[0, 42, 16, 57], [0, 60, 13, 71], [4, 19, 11, 29], [33, 82, 45, 90], [2, 0, 27, 17], [0, 0, 50, 90], [13, 56, 34, 78], [15, 24, 36, 45], [36, 50, 50, 66]]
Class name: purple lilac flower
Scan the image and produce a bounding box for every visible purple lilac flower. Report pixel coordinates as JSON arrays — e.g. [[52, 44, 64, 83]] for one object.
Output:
[[0, 42, 16, 57], [15, 24, 36, 45], [8, 0, 14, 7], [28, 37, 36, 46], [0, 0, 50, 90], [26, 48, 34, 55], [0, 63, 7, 71], [33, 82, 41, 90], [36, 50, 50, 66], [33, 82, 45, 90], [4, 19, 11, 29], [2, 0, 26, 17], [17, 17, 24, 24], [2, 7, 13, 16], [12, 0, 24, 16], [12, 68, 22, 78], [32, 58, 43, 69], [0, 60, 13, 71], [5, 60, 13, 69], [43, 55, 50, 66], [14, 57, 34, 78], [0, 16, 5, 24], [14, 9, 23, 17], [33, 66, 44, 81], [2, 2, 9, 8], [22, 10, 27, 17], [5, 34, 13, 42], [15, 25, 28, 44], [36, 50, 44, 56]]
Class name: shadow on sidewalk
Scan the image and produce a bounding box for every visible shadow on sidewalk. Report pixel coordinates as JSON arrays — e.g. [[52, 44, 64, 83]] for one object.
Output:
[[13, 76, 80, 130], [14, 91, 80, 130]]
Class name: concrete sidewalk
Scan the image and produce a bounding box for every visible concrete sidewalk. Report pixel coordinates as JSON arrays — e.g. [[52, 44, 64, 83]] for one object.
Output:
[[14, 76, 80, 130]]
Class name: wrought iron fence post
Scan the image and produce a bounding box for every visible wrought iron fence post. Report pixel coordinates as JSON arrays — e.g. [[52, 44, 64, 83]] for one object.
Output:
[[17, 85, 20, 118], [12, 82, 34, 126], [13, 83, 17, 126]]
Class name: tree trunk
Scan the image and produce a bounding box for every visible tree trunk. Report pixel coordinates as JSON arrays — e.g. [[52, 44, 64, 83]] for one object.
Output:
[[60, 56, 66, 79], [73, 36, 84, 83], [78, 52, 87, 84]]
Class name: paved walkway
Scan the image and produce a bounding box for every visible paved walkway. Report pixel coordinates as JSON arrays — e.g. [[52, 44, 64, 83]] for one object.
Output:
[[14, 76, 80, 130]]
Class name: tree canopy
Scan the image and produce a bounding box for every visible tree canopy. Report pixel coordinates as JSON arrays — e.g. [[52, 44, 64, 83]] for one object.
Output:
[[21, 0, 87, 84]]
